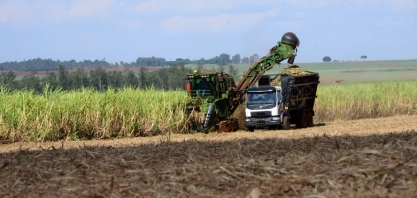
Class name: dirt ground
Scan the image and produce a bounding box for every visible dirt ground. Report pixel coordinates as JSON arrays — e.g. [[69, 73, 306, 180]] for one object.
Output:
[[1, 115, 417, 197]]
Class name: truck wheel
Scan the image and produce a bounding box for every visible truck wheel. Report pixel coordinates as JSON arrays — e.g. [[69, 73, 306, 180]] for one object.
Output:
[[268, 126, 277, 131], [282, 116, 290, 130], [307, 112, 314, 127], [296, 112, 308, 128], [246, 127, 255, 132]]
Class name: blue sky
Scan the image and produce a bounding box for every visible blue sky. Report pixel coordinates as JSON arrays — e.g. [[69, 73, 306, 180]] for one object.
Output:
[[0, 0, 416, 64]]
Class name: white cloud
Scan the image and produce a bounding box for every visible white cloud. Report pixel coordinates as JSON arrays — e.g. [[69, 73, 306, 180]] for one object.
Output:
[[387, 0, 417, 12], [282, 0, 416, 11], [67, 0, 113, 19], [0, 0, 117, 24], [122, 19, 144, 30], [376, 20, 405, 27], [160, 9, 280, 34], [0, 1, 32, 23], [282, 0, 341, 9], [1, 0, 416, 27], [130, 0, 278, 15]]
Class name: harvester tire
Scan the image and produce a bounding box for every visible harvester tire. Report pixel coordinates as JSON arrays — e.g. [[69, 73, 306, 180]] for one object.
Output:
[[282, 116, 290, 130]]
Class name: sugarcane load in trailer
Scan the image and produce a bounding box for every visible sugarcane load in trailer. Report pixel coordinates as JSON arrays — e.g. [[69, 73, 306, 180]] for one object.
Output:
[[244, 67, 320, 131], [184, 32, 305, 133]]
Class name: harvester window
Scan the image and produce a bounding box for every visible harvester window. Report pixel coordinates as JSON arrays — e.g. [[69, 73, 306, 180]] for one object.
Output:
[[196, 78, 210, 97]]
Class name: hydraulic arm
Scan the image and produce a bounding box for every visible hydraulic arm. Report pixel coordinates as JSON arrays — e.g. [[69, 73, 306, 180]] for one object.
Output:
[[230, 32, 300, 113]]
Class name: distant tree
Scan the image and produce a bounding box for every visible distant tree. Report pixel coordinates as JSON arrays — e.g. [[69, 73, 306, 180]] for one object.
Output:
[[218, 53, 231, 66], [198, 58, 205, 64], [125, 70, 138, 88], [166, 65, 187, 89], [153, 67, 169, 89], [21, 71, 42, 93], [71, 68, 89, 90], [89, 67, 108, 91], [139, 66, 149, 88], [136, 56, 167, 67], [0, 71, 16, 85], [107, 71, 124, 88], [241, 57, 249, 64], [361, 55, 367, 60], [323, 56, 332, 62], [58, 65, 70, 90], [249, 54, 260, 64], [232, 54, 241, 64], [253, 54, 259, 62], [41, 72, 59, 90]]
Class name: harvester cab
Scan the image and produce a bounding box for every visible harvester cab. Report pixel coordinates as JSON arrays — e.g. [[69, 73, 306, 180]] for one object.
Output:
[[185, 71, 236, 100], [185, 71, 239, 133]]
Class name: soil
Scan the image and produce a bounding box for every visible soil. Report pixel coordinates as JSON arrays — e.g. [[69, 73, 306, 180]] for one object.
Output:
[[1, 115, 416, 197]]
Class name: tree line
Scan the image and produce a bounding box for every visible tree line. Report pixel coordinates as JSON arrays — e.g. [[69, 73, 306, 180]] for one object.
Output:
[[135, 53, 260, 66], [323, 55, 368, 62], [0, 63, 242, 94], [0, 53, 261, 71], [0, 65, 191, 94]]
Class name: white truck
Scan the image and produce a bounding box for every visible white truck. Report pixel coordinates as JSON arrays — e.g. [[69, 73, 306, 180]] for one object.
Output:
[[244, 73, 320, 131]]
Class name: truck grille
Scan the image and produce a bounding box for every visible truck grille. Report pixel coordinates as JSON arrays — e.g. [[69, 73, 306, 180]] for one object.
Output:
[[251, 111, 272, 117]]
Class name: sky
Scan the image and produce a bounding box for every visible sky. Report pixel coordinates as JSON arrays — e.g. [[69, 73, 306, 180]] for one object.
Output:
[[0, 0, 416, 64]]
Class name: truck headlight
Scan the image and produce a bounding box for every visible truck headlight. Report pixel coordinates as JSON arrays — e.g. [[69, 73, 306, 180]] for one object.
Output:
[[245, 118, 251, 122], [271, 117, 280, 121]]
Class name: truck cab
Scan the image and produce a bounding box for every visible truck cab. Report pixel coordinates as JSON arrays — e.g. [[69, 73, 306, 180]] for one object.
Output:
[[244, 86, 283, 131]]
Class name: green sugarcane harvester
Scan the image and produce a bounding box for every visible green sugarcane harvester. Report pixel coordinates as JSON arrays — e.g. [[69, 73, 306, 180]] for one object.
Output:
[[185, 32, 301, 133]]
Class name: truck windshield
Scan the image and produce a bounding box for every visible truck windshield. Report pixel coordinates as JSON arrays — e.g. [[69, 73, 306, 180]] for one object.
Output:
[[247, 91, 276, 104]]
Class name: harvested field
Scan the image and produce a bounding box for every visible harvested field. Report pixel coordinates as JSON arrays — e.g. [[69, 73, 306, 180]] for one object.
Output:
[[1, 115, 417, 197]]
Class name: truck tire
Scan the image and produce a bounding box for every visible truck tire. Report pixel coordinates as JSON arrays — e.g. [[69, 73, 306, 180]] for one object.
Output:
[[246, 127, 255, 132], [307, 111, 314, 127], [296, 112, 308, 128], [268, 126, 277, 131], [282, 116, 290, 130]]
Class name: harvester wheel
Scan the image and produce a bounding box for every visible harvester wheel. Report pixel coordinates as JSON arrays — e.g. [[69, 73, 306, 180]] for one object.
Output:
[[282, 116, 290, 130]]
